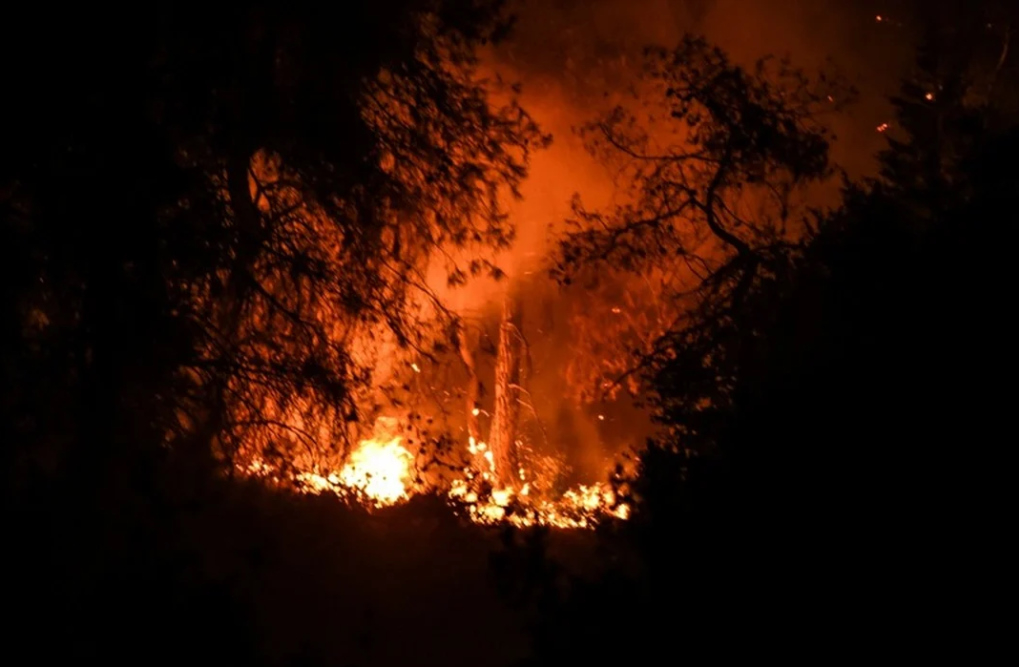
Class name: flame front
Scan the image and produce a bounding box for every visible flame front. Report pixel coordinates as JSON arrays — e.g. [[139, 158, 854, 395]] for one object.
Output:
[[449, 478, 630, 528], [249, 432, 629, 529], [287, 435, 413, 507], [338, 437, 413, 505]]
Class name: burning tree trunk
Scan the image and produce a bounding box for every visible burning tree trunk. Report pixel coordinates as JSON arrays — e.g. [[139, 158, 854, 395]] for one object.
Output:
[[491, 292, 524, 488], [458, 321, 484, 470]]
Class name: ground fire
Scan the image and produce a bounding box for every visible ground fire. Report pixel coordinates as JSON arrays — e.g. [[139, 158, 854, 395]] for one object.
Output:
[[223, 0, 932, 531], [247, 425, 630, 529]]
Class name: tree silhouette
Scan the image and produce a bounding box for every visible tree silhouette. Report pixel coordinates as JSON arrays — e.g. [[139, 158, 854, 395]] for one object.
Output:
[[511, 14, 1016, 661], [553, 36, 847, 426], [1, 2, 546, 485], [1, 3, 546, 663]]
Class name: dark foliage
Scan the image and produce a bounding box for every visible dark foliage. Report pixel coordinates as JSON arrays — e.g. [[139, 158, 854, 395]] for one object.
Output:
[[552, 35, 850, 404], [1, 0, 545, 484], [512, 12, 1016, 663], [1, 3, 542, 664]]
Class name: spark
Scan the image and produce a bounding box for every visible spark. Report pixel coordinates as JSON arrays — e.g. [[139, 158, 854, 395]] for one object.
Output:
[[877, 122, 890, 133], [410, 362, 421, 373]]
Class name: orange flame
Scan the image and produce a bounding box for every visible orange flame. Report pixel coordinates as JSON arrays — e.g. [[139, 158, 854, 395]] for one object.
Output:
[[337, 436, 413, 505], [285, 435, 413, 506], [246, 431, 629, 529]]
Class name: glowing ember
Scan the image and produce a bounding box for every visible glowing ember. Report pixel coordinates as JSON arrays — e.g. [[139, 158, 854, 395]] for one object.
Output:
[[338, 436, 413, 505]]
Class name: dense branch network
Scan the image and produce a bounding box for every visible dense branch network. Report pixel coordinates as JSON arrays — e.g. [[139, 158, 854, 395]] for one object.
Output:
[[0, 3, 548, 480], [555, 36, 846, 405], [193, 15, 548, 470]]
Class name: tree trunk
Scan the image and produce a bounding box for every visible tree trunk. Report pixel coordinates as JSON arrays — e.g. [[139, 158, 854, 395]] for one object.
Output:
[[491, 292, 523, 488], [457, 321, 485, 472]]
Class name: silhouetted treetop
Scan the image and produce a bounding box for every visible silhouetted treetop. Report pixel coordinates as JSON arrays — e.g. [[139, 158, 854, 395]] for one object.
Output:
[[553, 36, 848, 404], [555, 36, 840, 280]]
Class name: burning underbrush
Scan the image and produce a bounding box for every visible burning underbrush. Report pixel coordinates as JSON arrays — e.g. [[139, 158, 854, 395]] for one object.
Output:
[[244, 418, 630, 529]]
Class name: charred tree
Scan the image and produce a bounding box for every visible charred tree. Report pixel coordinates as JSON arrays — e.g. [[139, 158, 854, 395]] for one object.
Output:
[[491, 290, 524, 488], [458, 320, 486, 473]]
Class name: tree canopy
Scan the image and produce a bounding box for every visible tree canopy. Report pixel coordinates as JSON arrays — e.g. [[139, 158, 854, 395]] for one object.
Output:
[[1, 1, 547, 485], [554, 36, 847, 410]]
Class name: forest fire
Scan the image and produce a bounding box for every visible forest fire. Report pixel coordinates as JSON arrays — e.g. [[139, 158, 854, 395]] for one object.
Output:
[[224, 0, 915, 533], [248, 430, 629, 529], [222, 0, 884, 535], [257, 440, 629, 529]]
